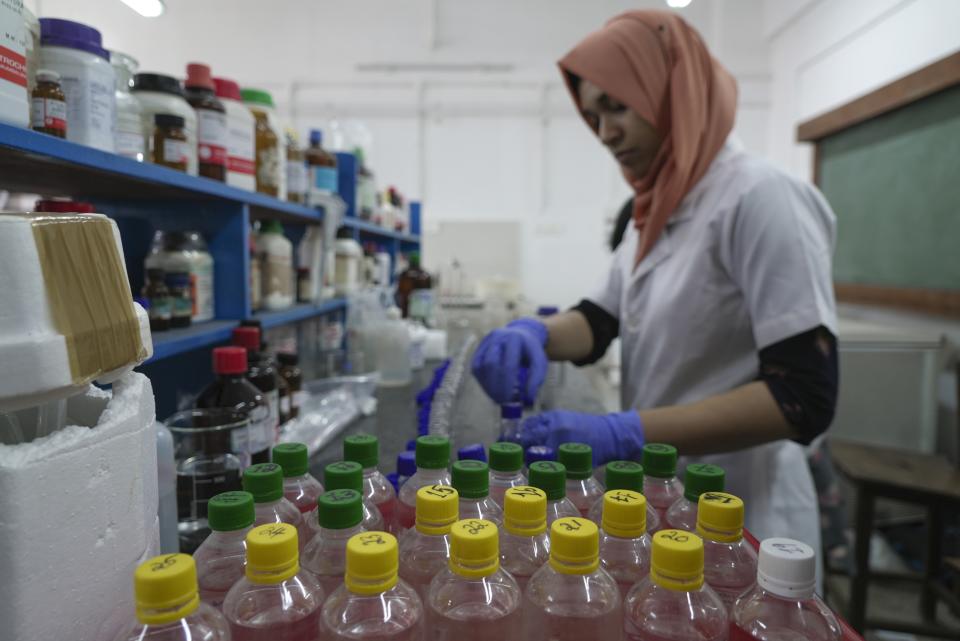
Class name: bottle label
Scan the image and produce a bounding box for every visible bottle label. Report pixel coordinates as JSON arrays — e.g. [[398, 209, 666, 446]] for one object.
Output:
[[163, 138, 189, 165], [264, 254, 292, 299], [147, 296, 172, 320], [247, 403, 273, 452], [57, 70, 115, 151], [197, 108, 228, 166], [309, 166, 338, 196], [292, 390, 307, 410], [227, 118, 256, 175], [189, 263, 215, 323], [172, 292, 192, 317], [287, 160, 308, 196], [0, 21, 26, 89], [30, 97, 67, 132], [115, 129, 145, 160], [408, 289, 434, 321], [257, 146, 280, 188]]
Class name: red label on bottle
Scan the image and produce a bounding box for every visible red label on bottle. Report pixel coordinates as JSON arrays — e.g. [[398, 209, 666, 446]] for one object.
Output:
[[729, 623, 759, 641], [228, 156, 256, 175], [199, 143, 227, 166], [0, 46, 27, 88]]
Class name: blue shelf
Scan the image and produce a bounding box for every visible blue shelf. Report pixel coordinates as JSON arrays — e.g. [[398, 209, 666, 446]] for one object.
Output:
[[254, 299, 348, 329], [147, 320, 239, 363], [342, 216, 422, 243]]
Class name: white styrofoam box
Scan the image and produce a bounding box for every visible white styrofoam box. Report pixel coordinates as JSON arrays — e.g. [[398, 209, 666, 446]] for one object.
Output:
[[0, 372, 157, 641], [0, 213, 153, 412]]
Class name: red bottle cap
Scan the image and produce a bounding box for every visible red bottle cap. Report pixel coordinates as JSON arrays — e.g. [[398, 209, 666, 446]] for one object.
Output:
[[213, 346, 248, 375], [185, 62, 214, 90], [212, 76, 241, 101], [231, 326, 260, 352], [34, 199, 95, 213]]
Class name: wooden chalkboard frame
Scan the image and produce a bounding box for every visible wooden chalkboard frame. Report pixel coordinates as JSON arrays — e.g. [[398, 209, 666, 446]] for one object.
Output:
[[796, 50, 960, 318]]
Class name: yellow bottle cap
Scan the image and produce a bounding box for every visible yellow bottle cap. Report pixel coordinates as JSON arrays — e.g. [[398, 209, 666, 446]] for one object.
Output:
[[134, 554, 199, 625], [650, 529, 704, 591], [245, 523, 299, 584], [415, 484, 459, 535], [696, 491, 745, 543], [503, 486, 547, 536], [449, 519, 500, 578], [345, 531, 399, 595], [601, 489, 647, 539], [549, 517, 599, 575]]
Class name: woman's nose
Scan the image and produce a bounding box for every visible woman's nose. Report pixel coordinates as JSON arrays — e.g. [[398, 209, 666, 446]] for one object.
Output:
[[598, 116, 622, 147]]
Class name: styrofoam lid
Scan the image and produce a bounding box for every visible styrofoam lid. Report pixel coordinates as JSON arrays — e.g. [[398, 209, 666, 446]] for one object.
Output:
[[758, 537, 816, 599]]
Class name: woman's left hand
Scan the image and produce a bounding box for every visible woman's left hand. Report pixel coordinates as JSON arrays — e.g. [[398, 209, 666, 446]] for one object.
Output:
[[519, 409, 646, 465]]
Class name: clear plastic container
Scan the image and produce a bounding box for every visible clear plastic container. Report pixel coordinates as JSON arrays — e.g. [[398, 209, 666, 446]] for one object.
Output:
[[271, 442, 324, 516], [324, 460, 385, 532], [665, 463, 725, 532], [110, 51, 144, 161], [731, 538, 841, 641], [623, 529, 728, 640], [697, 492, 757, 612], [223, 523, 325, 639], [523, 517, 622, 640], [527, 461, 581, 527], [452, 459, 504, 525], [193, 491, 255, 608], [427, 519, 522, 637], [344, 433, 399, 532], [322, 531, 424, 640], [642, 443, 684, 522], [557, 443, 604, 517], [370, 306, 413, 387], [500, 485, 550, 591], [112, 553, 230, 640], [598, 489, 652, 598], [241, 463, 311, 550], [301, 488, 365, 595], [399, 484, 459, 600], [397, 435, 452, 532], [587, 460, 660, 534], [498, 402, 523, 443], [489, 442, 527, 508]]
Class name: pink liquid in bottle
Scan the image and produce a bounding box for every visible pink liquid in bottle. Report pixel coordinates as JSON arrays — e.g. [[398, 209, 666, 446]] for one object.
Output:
[[228, 609, 323, 641], [343, 434, 399, 533], [396, 436, 451, 533]]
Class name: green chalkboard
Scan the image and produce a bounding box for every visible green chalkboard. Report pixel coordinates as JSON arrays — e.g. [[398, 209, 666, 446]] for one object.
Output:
[[818, 84, 960, 290]]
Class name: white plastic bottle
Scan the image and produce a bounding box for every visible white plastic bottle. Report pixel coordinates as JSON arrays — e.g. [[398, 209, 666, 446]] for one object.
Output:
[[0, 1, 28, 127], [697, 491, 758, 612], [527, 460, 580, 527], [324, 460, 385, 532], [132, 72, 197, 174], [241, 462, 311, 550], [301, 488, 365, 595], [488, 442, 527, 508], [452, 459, 504, 525], [297, 225, 324, 304], [257, 220, 294, 310], [642, 443, 684, 522], [271, 442, 324, 517], [665, 462, 726, 532], [499, 485, 550, 591], [397, 435, 452, 532], [334, 229, 363, 297], [212, 76, 256, 190], [598, 489, 652, 598], [557, 442, 604, 517], [427, 519, 522, 637], [587, 460, 660, 534], [399, 484, 459, 600], [192, 490, 255, 608], [110, 51, 144, 161]]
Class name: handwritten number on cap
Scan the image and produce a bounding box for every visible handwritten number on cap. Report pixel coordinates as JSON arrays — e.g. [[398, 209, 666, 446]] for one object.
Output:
[[360, 533, 386, 546]]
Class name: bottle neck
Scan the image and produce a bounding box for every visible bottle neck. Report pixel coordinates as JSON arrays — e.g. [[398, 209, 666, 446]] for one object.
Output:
[[651, 568, 704, 592], [549, 556, 598, 576], [207, 527, 250, 544], [136, 593, 199, 626], [362, 466, 379, 478]]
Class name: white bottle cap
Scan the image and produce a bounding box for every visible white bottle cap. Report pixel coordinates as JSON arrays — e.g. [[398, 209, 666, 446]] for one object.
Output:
[[757, 537, 816, 599]]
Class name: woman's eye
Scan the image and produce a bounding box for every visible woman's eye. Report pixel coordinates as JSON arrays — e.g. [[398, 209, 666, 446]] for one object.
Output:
[[602, 97, 626, 113]]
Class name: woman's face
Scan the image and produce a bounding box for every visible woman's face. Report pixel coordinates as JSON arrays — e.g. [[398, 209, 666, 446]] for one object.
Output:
[[577, 78, 662, 180]]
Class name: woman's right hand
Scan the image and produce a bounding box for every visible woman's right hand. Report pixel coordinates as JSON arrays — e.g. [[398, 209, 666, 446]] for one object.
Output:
[[471, 318, 549, 405]]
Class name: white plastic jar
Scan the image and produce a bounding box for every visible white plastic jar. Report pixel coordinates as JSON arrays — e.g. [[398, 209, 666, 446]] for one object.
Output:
[[241, 88, 286, 200], [257, 220, 294, 310], [38, 18, 115, 151], [132, 73, 198, 175], [145, 231, 215, 323], [0, 1, 27, 127], [110, 51, 144, 162], [334, 231, 363, 297], [212, 77, 255, 191]]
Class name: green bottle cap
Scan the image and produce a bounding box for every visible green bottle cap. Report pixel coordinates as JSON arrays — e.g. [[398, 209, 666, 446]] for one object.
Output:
[[642, 443, 678, 479], [343, 434, 379, 469], [207, 491, 255, 532], [557, 443, 593, 480], [415, 435, 450, 470], [242, 463, 284, 503], [271, 442, 308, 477], [261, 220, 284, 235], [451, 460, 490, 499], [324, 461, 363, 492], [528, 461, 568, 501], [488, 442, 523, 473], [683, 463, 725, 502], [240, 87, 274, 107], [318, 489, 363, 530], [605, 460, 644, 492]]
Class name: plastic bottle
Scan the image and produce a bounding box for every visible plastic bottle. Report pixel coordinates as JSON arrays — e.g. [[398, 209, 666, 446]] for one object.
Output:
[[193, 490, 255, 608], [696, 491, 758, 612], [488, 442, 527, 508], [597, 489, 652, 597], [343, 433, 398, 532], [499, 402, 523, 443], [334, 228, 363, 297], [642, 443, 684, 522], [241, 463, 311, 550], [212, 76, 256, 190], [257, 220, 295, 310], [110, 51, 144, 161], [587, 460, 660, 534], [277, 352, 304, 420], [322, 531, 424, 640], [665, 463, 726, 532], [132, 73, 197, 174], [196, 346, 272, 464], [500, 485, 550, 591], [222, 523, 325, 639], [232, 326, 282, 445], [112, 553, 229, 640], [527, 461, 580, 527], [38, 19, 115, 151], [271, 442, 324, 516], [427, 518, 522, 637], [0, 1, 28, 128], [523, 517, 622, 640], [557, 442, 604, 517], [398, 484, 458, 600], [21, 6, 39, 120], [241, 88, 286, 199], [623, 530, 728, 640], [397, 435, 452, 532], [452, 459, 503, 525], [305, 128, 338, 204], [397, 450, 416, 488], [301, 488, 365, 595], [731, 538, 841, 641], [324, 460, 386, 532], [184, 63, 227, 182], [147, 230, 215, 323]]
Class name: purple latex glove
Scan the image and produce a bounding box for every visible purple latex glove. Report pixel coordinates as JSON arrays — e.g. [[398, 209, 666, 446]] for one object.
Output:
[[471, 318, 548, 405], [519, 409, 645, 466]]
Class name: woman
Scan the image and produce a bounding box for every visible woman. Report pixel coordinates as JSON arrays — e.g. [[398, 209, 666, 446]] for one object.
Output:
[[471, 10, 839, 553]]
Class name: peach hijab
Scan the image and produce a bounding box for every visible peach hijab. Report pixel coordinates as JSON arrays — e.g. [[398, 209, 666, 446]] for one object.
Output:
[[559, 10, 738, 265]]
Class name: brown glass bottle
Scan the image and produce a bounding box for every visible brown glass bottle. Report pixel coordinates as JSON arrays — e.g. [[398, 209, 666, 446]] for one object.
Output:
[[251, 110, 279, 196], [277, 352, 303, 420], [154, 114, 189, 172], [142, 268, 171, 332], [184, 63, 227, 182], [231, 326, 290, 428], [286, 132, 307, 204], [30, 69, 66, 138], [396, 251, 433, 318]]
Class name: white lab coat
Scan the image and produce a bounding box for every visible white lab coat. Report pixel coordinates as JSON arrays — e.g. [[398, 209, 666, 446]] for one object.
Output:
[[590, 143, 836, 556]]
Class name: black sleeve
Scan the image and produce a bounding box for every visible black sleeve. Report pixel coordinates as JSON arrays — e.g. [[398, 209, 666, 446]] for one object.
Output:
[[758, 326, 839, 446], [570, 299, 620, 366], [610, 197, 634, 252]]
